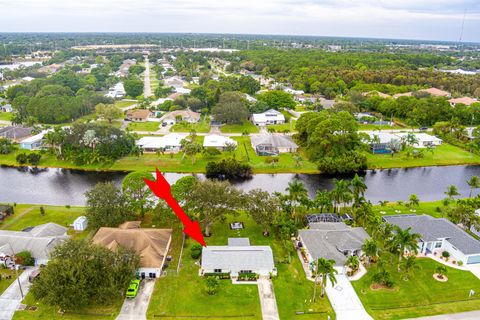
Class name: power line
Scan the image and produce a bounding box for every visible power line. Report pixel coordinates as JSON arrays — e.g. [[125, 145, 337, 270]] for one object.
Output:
[[459, 9, 467, 42]]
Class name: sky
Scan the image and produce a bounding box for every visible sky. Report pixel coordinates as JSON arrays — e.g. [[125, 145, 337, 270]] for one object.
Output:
[[1, 0, 480, 42]]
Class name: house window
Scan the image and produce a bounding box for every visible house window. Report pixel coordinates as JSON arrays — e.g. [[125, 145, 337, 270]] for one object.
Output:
[[214, 269, 222, 273], [240, 270, 252, 274], [435, 242, 442, 248]]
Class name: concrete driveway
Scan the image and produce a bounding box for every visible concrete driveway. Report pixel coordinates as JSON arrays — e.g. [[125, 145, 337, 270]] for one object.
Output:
[[116, 279, 156, 320], [0, 267, 37, 320], [325, 274, 372, 320], [257, 278, 279, 320]]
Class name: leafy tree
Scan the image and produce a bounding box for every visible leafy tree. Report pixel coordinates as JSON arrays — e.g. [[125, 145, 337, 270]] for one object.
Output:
[[16, 153, 28, 165], [256, 90, 296, 110], [15, 251, 34, 266], [0, 138, 14, 154], [30, 240, 139, 310], [211, 92, 249, 124], [246, 189, 281, 235], [467, 176, 480, 198], [95, 103, 122, 124], [205, 277, 219, 295], [205, 158, 252, 179], [400, 255, 420, 280], [122, 171, 154, 217], [182, 141, 202, 164], [128, 65, 145, 75], [124, 79, 144, 97], [312, 258, 338, 300], [85, 182, 134, 229], [171, 175, 198, 202]]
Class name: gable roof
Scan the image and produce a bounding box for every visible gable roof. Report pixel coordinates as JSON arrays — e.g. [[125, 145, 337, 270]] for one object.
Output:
[[29, 222, 68, 237], [203, 134, 237, 148], [252, 109, 285, 123], [383, 214, 480, 255], [420, 87, 451, 97], [93, 224, 172, 269], [250, 134, 298, 149], [126, 109, 152, 120]]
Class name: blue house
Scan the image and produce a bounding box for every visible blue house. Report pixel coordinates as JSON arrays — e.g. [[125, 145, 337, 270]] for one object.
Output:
[[19, 131, 47, 150]]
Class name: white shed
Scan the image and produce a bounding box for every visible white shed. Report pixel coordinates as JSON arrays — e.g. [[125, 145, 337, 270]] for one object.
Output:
[[73, 216, 88, 231]]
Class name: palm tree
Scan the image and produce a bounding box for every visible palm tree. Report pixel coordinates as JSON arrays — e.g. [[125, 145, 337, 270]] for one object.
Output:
[[445, 185, 460, 201], [285, 179, 308, 222], [314, 190, 332, 213], [331, 179, 352, 213], [391, 226, 421, 262], [467, 176, 480, 198], [362, 239, 379, 265], [400, 255, 420, 280], [312, 258, 338, 301], [345, 255, 360, 275], [351, 174, 367, 202], [408, 194, 420, 207]]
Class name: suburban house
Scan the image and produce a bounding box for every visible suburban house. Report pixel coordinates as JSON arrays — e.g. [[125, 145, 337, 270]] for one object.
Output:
[[73, 216, 88, 231], [1, 104, 12, 113], [200, 238, 276, 279], [160, 110, 201, 124], [449, 97, 478, 107], [19, 130, 49, 150], [203, 134, 237, 151], [136, 133, 188, 152], [126, 109, 152, 122], [252, 109, 285, 126], [105, 82, 126, 99], [298, 222, 369, 274], [395, 132, 443, 148], [38, 63, 62, 74], [366, 132, 399, 154], [0, 126, 33, 142], [250, 134, 298, 155], [384, 215, 480, 265], [116, 59, 136, 77], [93, 221, 172, 278], [0, 205, 13, 221], [0, 222, 70, 266], [419, 87, 451, 97], [393, 92, 413, 98]]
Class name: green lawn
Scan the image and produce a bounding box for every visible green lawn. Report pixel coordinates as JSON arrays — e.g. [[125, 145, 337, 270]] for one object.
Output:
[[170, 119, 211, 133], [114, 100, 137, 109], [127, 121, 159, 132], [372, 200, 444, 217], [147, 213, 335, 320], [0, 112, 13, 121], [220, 121, 259, 134], [352, 258, 480, 319], [267, 120, 296, 133], [0, 269, 21, 295], [366, 143, 480, 169]]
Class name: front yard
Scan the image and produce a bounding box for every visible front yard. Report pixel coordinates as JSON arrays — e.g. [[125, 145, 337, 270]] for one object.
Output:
[[127, 121, 160, 132], [0, 112, 13, 121], [220, 121, 260, 134], [352, 258, 480, 319]]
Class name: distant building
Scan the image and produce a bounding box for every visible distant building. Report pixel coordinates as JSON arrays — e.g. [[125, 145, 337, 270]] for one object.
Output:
[[136, 133, 188, 153], [1, 104, 12, 113], [250, 134, 298, 155], [252, 109, 285, 126], [449, 97, 478, 107], [19, 130, 49, 150], [392, 92, 413, 98], [366, 132, 399, 154], [105, 82, 126, 99], [395, 132, 443, 148], [38, 64, 62, 74], [126, 109, 152, 122], [419, 87, 451, 98], [160, 110, 201, 124]]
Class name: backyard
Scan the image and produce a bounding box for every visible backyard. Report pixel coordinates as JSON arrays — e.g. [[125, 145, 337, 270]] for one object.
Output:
[[220, 121, 259, 134], [114, 100, 137, 109], [372, 200, 444, 217], [352, 258, 480, 319], [170, 118, 211, 133]]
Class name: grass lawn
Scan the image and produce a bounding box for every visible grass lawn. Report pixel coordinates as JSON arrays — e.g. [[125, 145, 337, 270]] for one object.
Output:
[[170, 119, 211, 133], [146, 213, 335, 320], [267, 120, 296, 133], [127, 121, 160, 132], [359, 124, 405, 130], [220, 121, 259, 134], [0, 112, 13, 121], [372, 200, 444, 217], [114, 100, 137, 109], [0, 269, 21, 295], [366, 143, 480, 169], [352, 258, 480, 319]]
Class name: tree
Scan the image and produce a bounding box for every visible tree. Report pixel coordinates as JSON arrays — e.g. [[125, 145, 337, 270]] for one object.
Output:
[[30, 240, 139, 310], [314, 190, 332, 213], [331, 179, 352, 212], [246, 189, 281, 235], [15, 251, 34, 266], [85, 182, 134, 229], [256, 90, 296, 110], [95, 103, 122, 124], [27, 153, 41, 166], [445, 185, 461, 201], [16, 153, 28, 165], [0, 138, 14, 154], [285, 179, 308, 223], [351, 174, 367, 204], [183, 141, 202, 164], [205, 158, 252, 179], [435, 265, 448, 279], [186, 179, 244, 236], [391, 226, 421, 262], [362, 239, 379, 265], [467, 176, 480, 198], [408, 194, 420, 207], [387, 139, 402, 157], [122, 171, 154, 217], [400, 255, 420, 280], [205, 277, 219, 295], [124, 79, 144, 97], [312, 258, 338, 300], [211, 92, 249, 124], [345, 255, 360, 275]]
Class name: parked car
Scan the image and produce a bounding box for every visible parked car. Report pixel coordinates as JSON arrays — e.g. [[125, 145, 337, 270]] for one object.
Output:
[[419, 127, 428, 131], [126, 279, 140, 298]]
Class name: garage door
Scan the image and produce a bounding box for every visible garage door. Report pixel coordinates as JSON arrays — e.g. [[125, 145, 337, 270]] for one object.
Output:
[[467, 255, 480, 264]]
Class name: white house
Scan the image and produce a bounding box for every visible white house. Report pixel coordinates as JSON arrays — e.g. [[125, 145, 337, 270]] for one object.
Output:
[[203, 134, 237, 151], [395, 132, 443, 148], [200, 238, 276, 279], [252, 109, 285, 126], [136, 133, 188, 152], [1, 104, 12, 113], [105, 82, 126, 99], [73, 216, 88, 231], [284, 88, 304, 95], [384, 215, 480, 265]]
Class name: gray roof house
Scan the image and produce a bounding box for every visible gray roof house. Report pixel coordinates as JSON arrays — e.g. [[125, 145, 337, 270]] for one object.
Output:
[[0, 222, 69, 266], [384, 214, 480, 265], [250, 134, 298, 156], [0, 126, 33, 142], [200, 238, 276, 278], [298, 222, 369, 273]]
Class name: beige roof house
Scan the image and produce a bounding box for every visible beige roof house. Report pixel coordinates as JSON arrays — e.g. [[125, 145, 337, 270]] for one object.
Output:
[[449, 97, 478, 107], [161, 110, 201, 123], [126, 109, 152, 122], [419, 87, 451, 97], [392, 92, 413, 98]]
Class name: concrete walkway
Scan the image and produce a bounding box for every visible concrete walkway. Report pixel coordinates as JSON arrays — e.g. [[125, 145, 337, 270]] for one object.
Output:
[[325, 274, 372, 320], [143, 57, 152, 98], [257, 278, 279, 320], [0, 267, 37, 320], [407, 310, 480, 320], [116, 279, 156, 320]]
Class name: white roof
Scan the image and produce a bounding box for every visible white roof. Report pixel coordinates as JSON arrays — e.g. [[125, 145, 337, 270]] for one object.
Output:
[[395, 132, 442, 143], [136, 133, 188, 149], [366, 132, 398, 144], [22, 76, 35, 82], [74, 216, 88, 224], [20, 130, 50, 144], [252, 109, 285, 123], [284, 88, 304, 95], [203, 135, 237, 148]]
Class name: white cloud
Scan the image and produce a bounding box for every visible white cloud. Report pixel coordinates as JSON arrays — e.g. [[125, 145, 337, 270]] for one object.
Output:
[[0, 0, 479, 41]]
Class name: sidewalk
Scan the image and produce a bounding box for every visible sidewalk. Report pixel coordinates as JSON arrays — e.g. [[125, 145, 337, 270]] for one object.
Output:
[[0, 267, 37, 320]]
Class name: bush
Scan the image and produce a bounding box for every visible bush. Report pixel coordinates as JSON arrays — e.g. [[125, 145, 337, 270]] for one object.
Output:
[[203, 147, 221, 157], [442, 251, 450, 258], [458, 261, 464, 266], [205, 158, 252, 180], [203, 272, 230, 279], [372, 270, 394, 288], [264, 156, 279, 164], [27, 153, 42, 166], [205, 277, 219, 295], [15, 251, 34, 266], [190, 244, 202, 259], [16, 153, 28, 165], [237, 272, 259, 281], [0, 138, 14, 154]]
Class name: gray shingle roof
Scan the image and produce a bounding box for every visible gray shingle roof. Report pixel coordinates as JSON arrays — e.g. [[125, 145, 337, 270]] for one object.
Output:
[[0, 126, 33, 140], [299, 224, 369, 266], [228, 238, 250, 246], [383, 214, 480, 255], [250, 134, 298, 149]]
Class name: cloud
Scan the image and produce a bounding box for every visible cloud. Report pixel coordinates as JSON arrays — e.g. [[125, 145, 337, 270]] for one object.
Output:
[[0, 0, 479, 41]]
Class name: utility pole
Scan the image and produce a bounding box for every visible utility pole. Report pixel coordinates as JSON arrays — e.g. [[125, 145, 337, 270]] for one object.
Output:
[[8, 243, 24, 299]]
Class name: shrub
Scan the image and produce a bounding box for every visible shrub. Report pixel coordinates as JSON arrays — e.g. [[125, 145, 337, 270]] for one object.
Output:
[[372, 270, 394, 288], [205, 277, 219, 295], [40, 206, 45, 216], [190, 244, 202, 259], [15, 251, 34, 266], [435, 265, 448, 278], [264, 156, 279, 164], [0, 138, 14, 154], [203, 147, 221, 157], [205, 158, 252, 179], [27, 153, 42, 166], [458, 261, 464, 266], [16, 153, 28, 165], [442, 251, 450, 259]]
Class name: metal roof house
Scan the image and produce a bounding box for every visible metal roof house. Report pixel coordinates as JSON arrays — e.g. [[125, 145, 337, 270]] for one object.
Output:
[[251, 109, 285, 126], [19, 130, 49, 150], [250, 134, 298, 156], [200, 238, 276, 279], [384, 214, 480, 265], [203, 134, 237, 151], [136, 133, 188, 153], [298, 222, 369, 274]]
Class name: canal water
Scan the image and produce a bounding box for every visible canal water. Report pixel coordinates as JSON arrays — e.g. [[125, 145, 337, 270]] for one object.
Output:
[[1, 165, 480, 206]]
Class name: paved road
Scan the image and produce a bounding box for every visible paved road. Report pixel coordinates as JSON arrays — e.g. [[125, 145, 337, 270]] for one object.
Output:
[[0, 267, 37, 320], [144, 57, 152, 98], [407, 310, 480, 320], [257, 278, 280, 320], [325, 274, 372, 320], [116, 279, 156, 320]]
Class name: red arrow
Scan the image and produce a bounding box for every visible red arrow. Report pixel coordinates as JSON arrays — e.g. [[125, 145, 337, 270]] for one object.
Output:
[[143, 168, 206, 247]]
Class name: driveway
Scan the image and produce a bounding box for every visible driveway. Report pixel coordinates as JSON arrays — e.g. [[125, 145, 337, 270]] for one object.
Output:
[[257, 278, 279, 320], [116, 279, 156, 320], [0, 267, 37, 320], [325, 274, 372, 320], [407, 310, 480, 320], [144, 57, 152, 98]]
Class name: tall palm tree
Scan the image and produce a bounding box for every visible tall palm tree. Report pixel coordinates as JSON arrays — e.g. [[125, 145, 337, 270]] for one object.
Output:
[[467, 176, 480, 198], [331, 179, 352, 213], [362, 239, 380, 265], [351, 174, 367, 203], [285, 179, 308, 222], [400, 255, 420, 280], [312, 258, 338, 301], [391, 226, 421, 262], [445, 185, 461, 201], [408, 194, 420, 207], [314, 190, 332, 213]]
